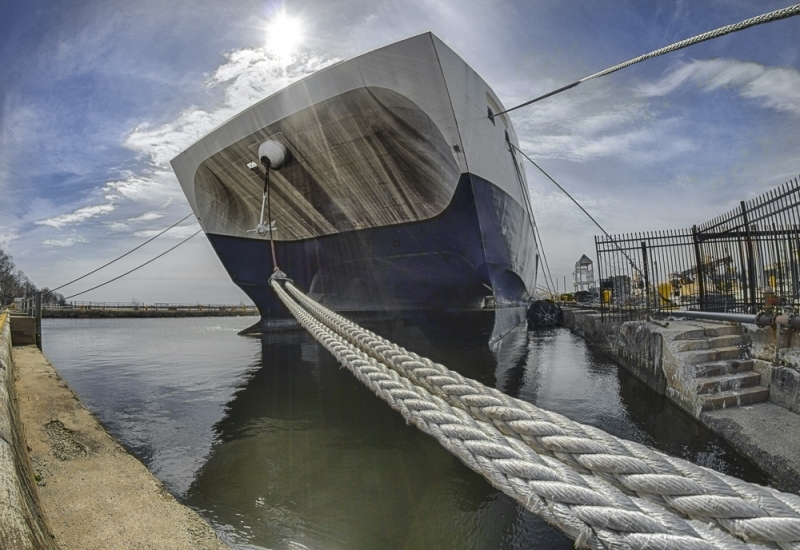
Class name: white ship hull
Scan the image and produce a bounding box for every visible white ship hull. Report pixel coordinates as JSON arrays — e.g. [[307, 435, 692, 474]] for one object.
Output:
[[171, 33, 539, 338]]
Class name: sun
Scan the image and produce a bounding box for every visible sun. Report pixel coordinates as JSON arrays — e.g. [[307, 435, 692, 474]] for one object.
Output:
[[266, 10, 304, 63]]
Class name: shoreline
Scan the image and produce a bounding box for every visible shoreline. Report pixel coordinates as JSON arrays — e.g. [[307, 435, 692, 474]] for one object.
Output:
[[11, 340, 229, 549], [43, 309, 258, 319]]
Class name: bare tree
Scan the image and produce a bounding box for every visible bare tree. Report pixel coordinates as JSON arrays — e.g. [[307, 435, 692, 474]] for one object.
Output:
[[0, 248, 65, 307]]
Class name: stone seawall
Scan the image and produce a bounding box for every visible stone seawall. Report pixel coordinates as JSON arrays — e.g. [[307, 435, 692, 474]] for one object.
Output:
[[561, 308, 667, 395], [0, 313, 57, 549], [561, 307, 800, 493]]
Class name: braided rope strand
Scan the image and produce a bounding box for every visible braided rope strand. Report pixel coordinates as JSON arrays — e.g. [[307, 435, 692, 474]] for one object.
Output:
[[271, 281, 784, 549], [283, 282, 800, 547]]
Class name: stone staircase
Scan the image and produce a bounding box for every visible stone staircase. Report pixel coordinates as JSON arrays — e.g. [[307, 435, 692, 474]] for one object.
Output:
[[671, 325, 769, 412]]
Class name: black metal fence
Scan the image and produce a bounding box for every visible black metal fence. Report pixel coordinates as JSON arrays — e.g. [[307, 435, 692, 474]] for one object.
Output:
[[596, 176, 800, 321]]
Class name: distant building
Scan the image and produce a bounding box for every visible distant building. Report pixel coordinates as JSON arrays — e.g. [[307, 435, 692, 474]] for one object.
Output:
[[573, 254, 596, 293]]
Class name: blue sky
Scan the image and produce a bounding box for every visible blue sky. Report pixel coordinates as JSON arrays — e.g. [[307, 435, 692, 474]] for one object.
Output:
[[2, 0, 799, 302]]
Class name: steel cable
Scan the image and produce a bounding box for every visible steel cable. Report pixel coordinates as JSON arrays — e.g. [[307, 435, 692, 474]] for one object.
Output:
[[491, 4, 800, 119], [51, 213, 193, 292], [63, 230, 201, 300]]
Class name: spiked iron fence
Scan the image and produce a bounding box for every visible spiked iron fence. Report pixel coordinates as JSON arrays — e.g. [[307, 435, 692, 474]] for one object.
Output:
[[596, 176, 800, 321]]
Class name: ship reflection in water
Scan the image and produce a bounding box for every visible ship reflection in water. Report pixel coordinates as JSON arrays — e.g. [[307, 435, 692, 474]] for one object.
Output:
[[43, 317, 766, 549]]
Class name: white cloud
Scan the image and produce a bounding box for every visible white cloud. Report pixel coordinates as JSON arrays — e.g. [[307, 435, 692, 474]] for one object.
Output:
[[102, 170, 181, 204], [32, 46, 339, 237], [105, 221, 130, 232], [124, 49, 339, 170], [43, 231, 89, 247], [639, 59, 800, 117], [103, 210, 165, 233], [133, 224, 200, 239], [516, 93, 693, 164], [0, 229, 17, 248], [128, 211, 164, 222], [36, 203, 116, 229]]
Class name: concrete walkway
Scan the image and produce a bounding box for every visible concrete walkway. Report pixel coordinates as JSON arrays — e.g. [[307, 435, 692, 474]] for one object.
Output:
[[701, 402, 800, 494], [13, 345, 228, 549]]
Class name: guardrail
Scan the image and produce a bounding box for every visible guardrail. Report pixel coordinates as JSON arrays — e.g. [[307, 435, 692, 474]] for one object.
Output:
[[596, 175, 800, 322], [44, 302, 258, 312]]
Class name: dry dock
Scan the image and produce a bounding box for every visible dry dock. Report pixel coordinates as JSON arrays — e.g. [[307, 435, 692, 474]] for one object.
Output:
[[1, 314, 228, 549]]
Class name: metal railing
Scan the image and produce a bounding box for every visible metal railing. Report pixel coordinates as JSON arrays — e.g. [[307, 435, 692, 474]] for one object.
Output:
[[596, 175, 800, 321], [45, 301, 258, 312]]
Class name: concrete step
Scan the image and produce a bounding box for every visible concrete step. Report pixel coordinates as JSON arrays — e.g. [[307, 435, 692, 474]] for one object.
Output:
[[696, 372, 761, 394], [674, 334, 743, 352], [693, 359, 754, 378], [680, 346, 743, 364], [699, 385, 769, 411], [674, 324, 741, 340], [673, 328, 708, 341], [709, 334, 745, 349], [703, 325, 743, 338]]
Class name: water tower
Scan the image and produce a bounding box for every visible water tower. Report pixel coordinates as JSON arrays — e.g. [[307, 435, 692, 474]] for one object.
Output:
[[573, 254, 596, 293]]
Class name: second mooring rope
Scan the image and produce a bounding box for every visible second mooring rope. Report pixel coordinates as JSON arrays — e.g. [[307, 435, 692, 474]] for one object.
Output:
[[271, 280, 800, 548]]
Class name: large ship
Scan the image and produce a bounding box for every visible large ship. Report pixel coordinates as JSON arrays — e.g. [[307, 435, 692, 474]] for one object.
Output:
[[171, 33, 539, 341]]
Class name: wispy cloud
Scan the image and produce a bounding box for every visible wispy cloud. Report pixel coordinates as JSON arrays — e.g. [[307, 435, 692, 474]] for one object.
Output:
[[0, 229, 17, 249], [105, 221, 130, 232], [36, 47, 339, 235], [128, 211, 164, 222], [515, 89, 693, 164], [133, 224, 200, 239], [36, 203, 116, 229], [102, 170, 181, 205], [124, 49, 339, 170], [43, 231, 89, 247], [638, 59, 800, 117]]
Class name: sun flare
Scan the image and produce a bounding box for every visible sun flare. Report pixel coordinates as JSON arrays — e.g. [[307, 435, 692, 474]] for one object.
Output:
[[266, 10, 304, 62]]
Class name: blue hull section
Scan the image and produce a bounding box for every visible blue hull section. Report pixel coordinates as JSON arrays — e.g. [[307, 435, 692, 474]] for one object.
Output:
[[206, 174, 536, 329]]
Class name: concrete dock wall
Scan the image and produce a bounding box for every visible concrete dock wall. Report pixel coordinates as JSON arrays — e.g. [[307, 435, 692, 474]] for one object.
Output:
[[562, 308, 764, 417], [561, 307, 800, 492], [562, 309, 667, 395], [742, 325, 800, 413], [9, 315, 37, 346], [0, 313, 57, 549]]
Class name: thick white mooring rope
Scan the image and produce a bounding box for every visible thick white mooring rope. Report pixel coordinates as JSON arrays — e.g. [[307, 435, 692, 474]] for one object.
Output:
[[271, 280, 800, 549]]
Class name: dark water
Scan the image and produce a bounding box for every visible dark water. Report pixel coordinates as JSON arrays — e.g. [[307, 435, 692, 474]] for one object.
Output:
[[42, 317, 766, 549]]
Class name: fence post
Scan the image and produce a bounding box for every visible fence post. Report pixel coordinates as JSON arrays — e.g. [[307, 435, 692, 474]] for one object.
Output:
[[772, 222, 785, 296], [691, 226, 706, 310], [741, 201, 758, 313], [792, 226, 800, 298], [34, 291, 42, 351], [641, 241, 650, 313], [595, 236, 605, 321]]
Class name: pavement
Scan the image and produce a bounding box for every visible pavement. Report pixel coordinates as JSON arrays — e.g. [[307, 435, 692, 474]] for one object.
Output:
[[12, 345, 229, 550], [701, 402, 800, 494]]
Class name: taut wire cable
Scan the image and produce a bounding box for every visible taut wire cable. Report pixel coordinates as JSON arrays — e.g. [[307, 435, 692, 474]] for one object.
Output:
[[63, 230, 201, 300], [51, 213, 193, 292], [490, 4, 800, 119]]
